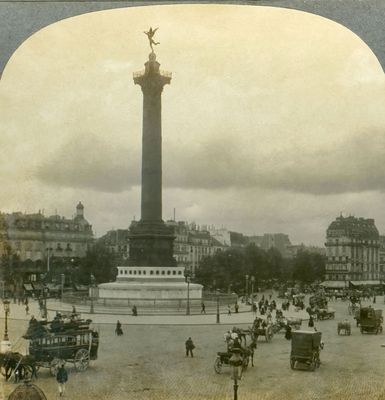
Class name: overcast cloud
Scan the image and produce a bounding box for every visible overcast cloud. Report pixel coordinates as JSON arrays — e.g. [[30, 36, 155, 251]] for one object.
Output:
[[1, 5, 385, 245]]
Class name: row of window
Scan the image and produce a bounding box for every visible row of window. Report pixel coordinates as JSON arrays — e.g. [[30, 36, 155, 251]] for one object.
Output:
[[120, 269, 183, 276]]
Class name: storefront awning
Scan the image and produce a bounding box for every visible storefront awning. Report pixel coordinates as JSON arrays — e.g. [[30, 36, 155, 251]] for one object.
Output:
[[319, 281, 347, 289], [350, 280, 382, 287]]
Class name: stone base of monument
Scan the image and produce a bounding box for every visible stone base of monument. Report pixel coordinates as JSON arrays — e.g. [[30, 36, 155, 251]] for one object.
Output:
[[97, 266, 203, 307]]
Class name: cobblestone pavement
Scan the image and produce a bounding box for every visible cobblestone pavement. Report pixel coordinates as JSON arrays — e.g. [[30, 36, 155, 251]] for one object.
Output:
[[2, 295, 385, 399]]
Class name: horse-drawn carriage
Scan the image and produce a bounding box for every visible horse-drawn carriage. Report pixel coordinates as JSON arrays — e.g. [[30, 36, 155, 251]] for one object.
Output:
[[215, 328, 256, 374], [337, 320, 351, 335], [251, 318, 274, 342], [0, 314, 99, 381], [358, 307, 383, 334], [290, 331, 323, 371], [315, 308, 335, 320]]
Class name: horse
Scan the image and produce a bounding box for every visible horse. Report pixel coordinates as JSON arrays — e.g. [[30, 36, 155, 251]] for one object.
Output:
[[0, 352, 36, 381], [244, 339, 257, 367]]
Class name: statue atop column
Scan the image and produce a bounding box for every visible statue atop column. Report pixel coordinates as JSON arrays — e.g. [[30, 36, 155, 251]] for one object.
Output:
[[144, 27, 160, 52]]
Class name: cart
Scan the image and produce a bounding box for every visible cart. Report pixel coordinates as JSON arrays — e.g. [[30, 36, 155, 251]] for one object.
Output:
[[315, 308, 335, 320], [337, 320, 351, 335], [359, 308, 383, 334], [290, 331, 322, 371], [253, 324, 274, 342]]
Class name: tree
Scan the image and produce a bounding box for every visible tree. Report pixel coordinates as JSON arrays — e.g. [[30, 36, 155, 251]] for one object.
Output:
[[292, 250, 325, 283], [77, 242, 117, 284]]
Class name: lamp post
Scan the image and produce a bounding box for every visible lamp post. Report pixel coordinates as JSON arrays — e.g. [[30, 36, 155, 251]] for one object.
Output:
[[229, 348, 243, 400], [1, 298, 11, 353], [90, 274, 96, 314], [184, 267, 193, 316], [245, 275, 249, 300], [250, 276, 255, 311], [2, 299, 10, 341], [46, 247, 53, 274], [251, 275, 255, 298], [216, 289, 220, 324], [60, 273, 65, 301]]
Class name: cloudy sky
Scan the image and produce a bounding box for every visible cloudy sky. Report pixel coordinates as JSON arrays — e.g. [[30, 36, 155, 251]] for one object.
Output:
[[1, 4, 385, 245]]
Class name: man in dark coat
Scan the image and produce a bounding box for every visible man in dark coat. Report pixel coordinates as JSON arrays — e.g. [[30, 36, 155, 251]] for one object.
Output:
[[285, 325, 292, 340], [185, 337, 195, 357], [56, 364, 68, 397]]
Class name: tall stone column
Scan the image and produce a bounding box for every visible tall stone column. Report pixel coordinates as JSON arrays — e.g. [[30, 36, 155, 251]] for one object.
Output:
[[129, 52, 176, 267]]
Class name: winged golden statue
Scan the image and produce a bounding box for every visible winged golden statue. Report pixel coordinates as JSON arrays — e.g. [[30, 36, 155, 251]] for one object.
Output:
[[144, 27, 160, 51]]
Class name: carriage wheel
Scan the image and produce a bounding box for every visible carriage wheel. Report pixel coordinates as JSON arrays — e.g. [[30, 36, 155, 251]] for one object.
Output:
[[309, 355, 317, 371], [74, 349, 90, 372], [290, 358, 295, 370], [214, 357, 222, 374]]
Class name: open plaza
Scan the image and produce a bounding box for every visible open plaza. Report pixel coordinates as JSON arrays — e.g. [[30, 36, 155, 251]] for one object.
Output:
[[2, 293, 385, 400]]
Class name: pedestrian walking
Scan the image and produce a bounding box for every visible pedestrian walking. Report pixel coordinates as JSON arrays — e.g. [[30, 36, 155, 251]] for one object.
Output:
[[115, 320, 123, 336], [373, 296, 376, 304], [185, 337, 195, 357], [234, 303, 239, 313], [308, 315, 314, 328], [56, 364, 68, 397], [25, 304, 29, 315], [200, 302, 206, 314], [132, 305, 138, 316], [284, 324, 292, 340], [31, 363, 38, 380], [227, 305, 232, 316], [252, 303, 257, 315]]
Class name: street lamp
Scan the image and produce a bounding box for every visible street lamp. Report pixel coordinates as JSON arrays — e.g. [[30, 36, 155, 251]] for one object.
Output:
[[46, 247, 53, 274], [90, 274, 96, 314], [184, 267, 193, 316], [216, 289, 220, 324], [2, 299, 10, 341], [60, 273, 65, 301], [250, 276, 255, 311], [251, 276, 255, 298], [245, 275, 249, 300], [229, 347, 243, 400]]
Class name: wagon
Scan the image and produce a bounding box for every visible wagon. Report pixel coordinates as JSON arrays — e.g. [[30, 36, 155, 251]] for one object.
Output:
[[337, 320, 351, 335], [290, 331, 322, 371], [253, 324, 274, 342], [359, 307, 383, 334], [214, 349, 250, 374], [23, 314, 99, 375], [315, 308, 335, 320]]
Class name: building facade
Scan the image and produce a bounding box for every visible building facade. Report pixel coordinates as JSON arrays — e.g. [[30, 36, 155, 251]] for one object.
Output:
[[98, 229, 129, 263], [325, 216, 379, 281], [0, 202, 94, 263], [248, 233, 292, 257], [166, 221, 226, 273]]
